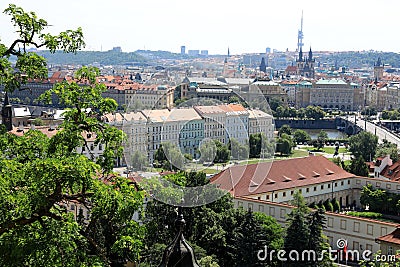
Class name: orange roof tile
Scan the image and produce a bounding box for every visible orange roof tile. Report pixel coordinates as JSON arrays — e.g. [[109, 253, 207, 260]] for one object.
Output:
[[210, 156, 354, 197]]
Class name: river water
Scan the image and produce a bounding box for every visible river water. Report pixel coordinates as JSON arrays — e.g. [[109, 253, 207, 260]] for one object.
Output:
[[303, 129, 348, 139]]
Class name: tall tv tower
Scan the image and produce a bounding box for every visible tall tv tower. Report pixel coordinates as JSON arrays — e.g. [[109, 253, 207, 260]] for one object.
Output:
[[297, 11, 304, 52]]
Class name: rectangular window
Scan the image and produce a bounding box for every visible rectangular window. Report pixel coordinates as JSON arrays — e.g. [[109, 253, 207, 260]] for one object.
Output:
[[340, 219, 347, 230], [280, 209, 286, 219], [354, 222, 360, 232], [367, 224, 374, 235], [269, 207, 275, 217], [328, 217, 334, 228]]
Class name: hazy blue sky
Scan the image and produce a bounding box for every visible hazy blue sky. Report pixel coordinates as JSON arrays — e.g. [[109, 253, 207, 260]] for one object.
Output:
[[1, 0, 399, 54]]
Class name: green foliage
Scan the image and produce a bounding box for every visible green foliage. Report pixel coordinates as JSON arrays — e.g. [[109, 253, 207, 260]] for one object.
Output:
[[141, 172, 284, 267], [360, 184, 400, 215], [361, 107, 377, 116], [228, 138, 249, 160], [293, 129, 311, 144], [332, 198, 341, 212], [346, 211, 382, 219], [348, 131, 378, 161], [376, 139, 399, 162], [382, 109, 400, 120], [198, 256, 220, 267], [323, 199, 334, 212], [349, 156, 369, 177], [305, 105, 325, 120], [0, 74, 145, 265], [0, 11, 145, 262], [269, 97, 283, 111], [318, 130, 328, 141], [131, 150, 148, 171], [36, 49, 146, 66], [278, 124, 292, 136], [285, 191, 332, 266], [0, 4, 84, 93], [153, 142, 186, 171], [276, 133, 293, 155], [32, 117, 44, 126], [249, 133, 275, 158]]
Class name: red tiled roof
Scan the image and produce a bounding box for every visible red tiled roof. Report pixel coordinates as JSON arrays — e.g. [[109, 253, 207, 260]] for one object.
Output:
[[9, 126, 59, 138], [285, 66, 297, 72], [210, 156, 354, 197], [381, 161, 400, 182], [377, 227, 400, 245]]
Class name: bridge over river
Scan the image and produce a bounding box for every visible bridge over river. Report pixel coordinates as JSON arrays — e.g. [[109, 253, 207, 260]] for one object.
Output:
[[340, 116, 400, 147]]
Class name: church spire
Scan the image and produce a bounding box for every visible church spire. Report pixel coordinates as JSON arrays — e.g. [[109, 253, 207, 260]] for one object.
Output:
[[298, 47, 303, 62], [308, 47, 313, 61]]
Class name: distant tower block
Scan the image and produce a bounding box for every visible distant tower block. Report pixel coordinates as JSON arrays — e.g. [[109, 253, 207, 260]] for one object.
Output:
[[297, 11, 304, 52], [181, 46, 186, 55]]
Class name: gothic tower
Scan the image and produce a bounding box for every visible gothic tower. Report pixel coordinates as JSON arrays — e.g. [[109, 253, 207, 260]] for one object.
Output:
[[374, 57, 384, 81]]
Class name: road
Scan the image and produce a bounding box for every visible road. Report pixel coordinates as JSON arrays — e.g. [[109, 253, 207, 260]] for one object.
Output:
[[345, 116, 400, 147]]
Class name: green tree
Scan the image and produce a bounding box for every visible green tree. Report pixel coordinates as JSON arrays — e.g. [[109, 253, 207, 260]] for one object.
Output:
[[360, 184, 388, 212], [0, 4, 84, 93], [285, 191, 310, 267], [131, 150, 148, 171], [32, 117, 44, 126], [198, 256, 220, 267], [278, 124, 292, 136], [349, 156, 369, 177], [199, 139, 217, 163], [376, 139, 399, 162], [276, 133, 293, 155], [293, 129, 311, 144], [285, 191, 332, 266], [318, 130, 328, 141], [153, 142, 185, 171], [348, 131, 378, 161], [269, 97, 283, 112], [0, 68, 145, 266], [229, 138, 249, 160], [332, 198, 341, 212], [305, 105, 325, 120]]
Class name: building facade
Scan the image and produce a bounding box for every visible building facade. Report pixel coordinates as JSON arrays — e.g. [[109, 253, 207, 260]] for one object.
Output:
[[296, 79, 364, 111]]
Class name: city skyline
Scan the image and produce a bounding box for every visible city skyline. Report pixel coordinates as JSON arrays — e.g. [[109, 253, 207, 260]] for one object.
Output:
[[1, 0, 399, 54]]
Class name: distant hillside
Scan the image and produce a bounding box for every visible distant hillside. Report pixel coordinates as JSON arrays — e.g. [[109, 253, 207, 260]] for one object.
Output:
[[37, 50, 147, 66], [317, 51, 400, 68], [135, 49, 191, 60]]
